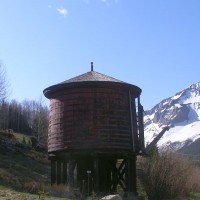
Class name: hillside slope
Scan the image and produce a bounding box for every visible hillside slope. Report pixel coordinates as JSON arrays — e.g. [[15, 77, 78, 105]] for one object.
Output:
[[0, 132, 70, 199], [0, 132, 48, 186]]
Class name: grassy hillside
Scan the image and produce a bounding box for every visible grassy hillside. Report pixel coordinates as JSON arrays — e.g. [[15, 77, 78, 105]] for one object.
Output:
[[13, 132, 32, 144], [0, 131, 70, 200]]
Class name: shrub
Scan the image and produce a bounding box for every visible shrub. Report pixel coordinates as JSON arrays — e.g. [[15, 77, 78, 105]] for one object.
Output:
[[186, 164, 200, 193], [139, 152, 200, 200], [22, 136, 26, 144], [22, 180, 40, 193], [48, 184, 75, 198]]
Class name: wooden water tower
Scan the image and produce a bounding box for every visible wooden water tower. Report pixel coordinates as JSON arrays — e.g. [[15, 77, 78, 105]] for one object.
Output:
[[43, 63, 144, 194]]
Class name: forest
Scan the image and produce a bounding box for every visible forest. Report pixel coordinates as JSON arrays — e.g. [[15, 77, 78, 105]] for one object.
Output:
[[0, 99, 49, 145], [0, 64, 49, 146]]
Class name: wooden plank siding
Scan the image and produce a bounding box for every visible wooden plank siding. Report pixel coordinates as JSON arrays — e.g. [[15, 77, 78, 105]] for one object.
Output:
[[48, 86, 135, 152]]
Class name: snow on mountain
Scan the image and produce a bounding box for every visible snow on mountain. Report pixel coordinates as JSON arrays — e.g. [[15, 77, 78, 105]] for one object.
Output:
[[144, 82, 200, 153]]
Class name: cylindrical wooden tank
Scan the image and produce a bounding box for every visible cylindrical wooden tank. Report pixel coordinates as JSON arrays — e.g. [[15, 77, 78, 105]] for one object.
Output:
[[44, 69, 144, 154]]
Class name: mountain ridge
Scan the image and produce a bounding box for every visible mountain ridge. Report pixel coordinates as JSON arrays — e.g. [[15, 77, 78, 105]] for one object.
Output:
[[144, 81, 200, 154]]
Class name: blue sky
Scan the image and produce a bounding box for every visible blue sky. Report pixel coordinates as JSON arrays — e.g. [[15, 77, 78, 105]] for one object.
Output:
[[0, 0, 200, 110]]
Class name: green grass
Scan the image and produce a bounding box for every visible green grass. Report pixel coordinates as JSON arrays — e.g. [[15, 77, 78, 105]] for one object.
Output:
[[0, 132, 72, 199], [0, 185, 72, 200], [177, 193, 200, 200], [0, 146, 50, 186], [0, 185, 37, 200], [14, 132, 32, 144]]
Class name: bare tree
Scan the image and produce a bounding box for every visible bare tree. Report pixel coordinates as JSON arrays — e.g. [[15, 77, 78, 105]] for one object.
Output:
[[32, 95, 49, 146], [21, 97, 49, 146], [0, 63, 9, 130], [0, 63, 9, 102]]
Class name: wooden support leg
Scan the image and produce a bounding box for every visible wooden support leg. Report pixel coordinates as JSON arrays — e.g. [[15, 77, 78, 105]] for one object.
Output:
[[132, 157, 137, 194], [63, 161, 67, 184], [51, 160, 56, 185], [93, 156, 99, 192], [125, 157, 130, 192], [129, 157, 137, 194], [110, 159, 126, 193], [111, 159, 118, 192], [77, 158, 85, 188], [57, 161, 62, 185], [68, 160, 74, 189], [104, 159, 111, 192], [98, 157, 111, 193]]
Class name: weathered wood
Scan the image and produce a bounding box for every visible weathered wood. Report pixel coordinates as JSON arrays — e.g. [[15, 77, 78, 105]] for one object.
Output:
[[125, 157, 130, 192], [110, 159, 126, 192], [63, 161, 67, 184], [111, 159, 118, 192], [138, 101, 145, 150], [98, 157, 111, 193], [51, 160, 56, 185], [93, 156, 99, 192], [57, 161, 62, 184], [132, 99, 140, 152], [68, 159, 74, 189], [47, 86, 141, 152], [129, 157, 137, 194]]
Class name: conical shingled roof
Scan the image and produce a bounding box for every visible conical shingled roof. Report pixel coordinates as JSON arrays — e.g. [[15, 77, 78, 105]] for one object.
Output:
[[61, 71, 124, 83], [43, 70, 142, 98]]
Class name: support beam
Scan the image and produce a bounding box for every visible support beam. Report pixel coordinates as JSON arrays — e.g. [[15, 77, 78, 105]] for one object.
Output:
[[63, 161, 67, 184], [51, 160, 56, 185], [49, 153, 138, 196], [93, 156, 99, 192], [68, 160, 74, 189], [125, 157, 129, 193], [129, 157, 137, 194], [57, 161, 62, 184], [110, 159, 126, 192], [111, 159, 118, 192], [99, 157, 111, 193], [132, 98, 140, 152], [138, 100, 144, 150]]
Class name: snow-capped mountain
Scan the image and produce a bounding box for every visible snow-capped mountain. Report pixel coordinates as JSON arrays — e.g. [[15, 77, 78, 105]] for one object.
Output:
[[144, 82, 200, 154]]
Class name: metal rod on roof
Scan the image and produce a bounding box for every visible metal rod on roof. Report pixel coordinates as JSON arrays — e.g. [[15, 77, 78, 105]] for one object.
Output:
[[91, 62, 93, 71]]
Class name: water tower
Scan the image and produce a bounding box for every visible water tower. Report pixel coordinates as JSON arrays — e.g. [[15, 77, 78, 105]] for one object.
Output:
[[43, 63, 144, 194]]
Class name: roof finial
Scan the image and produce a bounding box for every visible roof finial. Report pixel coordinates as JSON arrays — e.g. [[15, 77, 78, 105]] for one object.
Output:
[[91, 62, 93, 71]]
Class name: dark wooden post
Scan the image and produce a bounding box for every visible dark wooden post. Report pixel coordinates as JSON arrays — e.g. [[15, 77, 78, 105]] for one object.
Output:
[[63, 161, 67, 184], [98, 157, 111, 192], [93, 156, 99, 192], [133, 157, 137, 194], [68, 159, 74, 189], [132, 98, 140, 152], [111, 159, 118, 192], [125, 157, 130, 193], [77, 158, 85, 188], [57, 161, 62, 184], [129, 156, 137, 194], [138, 97, 144, 150], [51, 160, 56, 185]]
